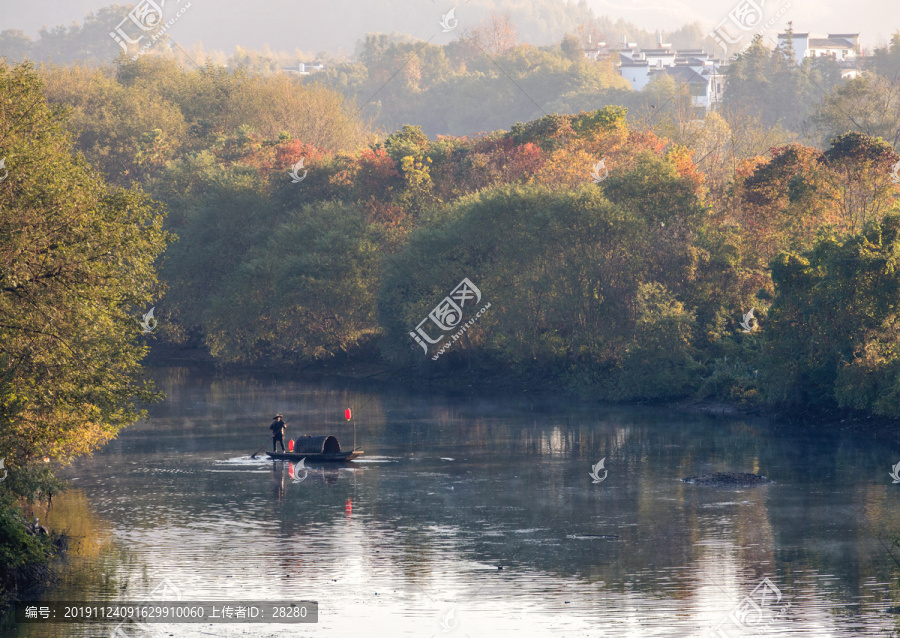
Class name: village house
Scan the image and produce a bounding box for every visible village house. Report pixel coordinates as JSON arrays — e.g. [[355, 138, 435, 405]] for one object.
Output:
[[592, 35, 727, 114], [592, 29, 865, 113], [776, 32, 862, 78]]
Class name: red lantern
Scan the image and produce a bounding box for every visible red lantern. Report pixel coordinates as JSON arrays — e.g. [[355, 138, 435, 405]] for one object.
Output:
[[345, 408, 352, 421], [288, 439, 294, 452]]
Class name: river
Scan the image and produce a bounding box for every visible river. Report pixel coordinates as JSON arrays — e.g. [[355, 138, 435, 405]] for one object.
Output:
[[5, 367, 900, 637]]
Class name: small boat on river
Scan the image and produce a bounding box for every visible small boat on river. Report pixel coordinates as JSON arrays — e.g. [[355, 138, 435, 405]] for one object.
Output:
[[266, 434, 363, 462]]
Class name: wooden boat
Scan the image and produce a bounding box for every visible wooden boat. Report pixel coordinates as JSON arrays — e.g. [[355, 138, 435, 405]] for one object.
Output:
[[266, 435, 363, 462]]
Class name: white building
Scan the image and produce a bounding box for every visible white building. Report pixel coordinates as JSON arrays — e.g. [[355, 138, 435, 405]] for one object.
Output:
[[659, 61, 726, 112], [776, 32, 862, 77], [619, 58, 651, 89], [282, 62, 325, 76], [776, 32, 859, 63], [604, 37, 726, 112]]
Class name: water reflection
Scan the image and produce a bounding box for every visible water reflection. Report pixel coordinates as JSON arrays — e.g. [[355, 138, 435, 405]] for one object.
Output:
[[6, 367, 900, 636]]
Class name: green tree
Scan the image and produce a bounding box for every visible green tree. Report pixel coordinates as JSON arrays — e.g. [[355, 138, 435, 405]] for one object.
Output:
[[0, 62, 169, 468], [560, 34, 584, 62], [763, 212, 900, 414], [203, 201, 387, 364], [39, 62, 188, 185], [379, 169, 731, 398], [871, 31, 900, 81], [0, 30, 34, 62], [0, 63, 169, 598], [32, 6, 132, 65], [813, 75, 900, 150], [724, 37, 837, 134], [149, 154, 273, 342]]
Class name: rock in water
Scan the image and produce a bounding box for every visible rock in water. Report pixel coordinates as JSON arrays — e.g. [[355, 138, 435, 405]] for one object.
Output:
[[682, 472, 772, 486]]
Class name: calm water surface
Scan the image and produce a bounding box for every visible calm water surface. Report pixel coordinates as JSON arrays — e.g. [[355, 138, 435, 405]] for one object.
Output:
[[6, 367, 900, 637]]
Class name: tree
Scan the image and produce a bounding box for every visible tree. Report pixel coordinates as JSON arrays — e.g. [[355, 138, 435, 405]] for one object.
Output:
[[0, 30, 34, 62], [39, 62, 188, 186], [871, 31, 900, 82], [560, 34, 583, 62], [724, 37, 836, 135], [734, 135, 899, 261], [0, 61, 169, 467], [813, 75, 900, 150], [763, 213, 900, 415], [734, 144, 832, 261], [379, 155, 736, 399], [820, 132, 900, 231], [463, 13, 519, 56], [575, 22, 604, 51], [203, 201, 387, 364], [32, 6, 133, 65], [0, 63, 169, 597]]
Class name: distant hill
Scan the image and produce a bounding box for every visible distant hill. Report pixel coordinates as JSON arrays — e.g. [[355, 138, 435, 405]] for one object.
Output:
[[0, 1, 711, 66]]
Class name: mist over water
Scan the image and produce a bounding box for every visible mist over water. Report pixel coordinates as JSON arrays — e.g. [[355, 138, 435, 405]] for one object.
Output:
[[8, 368, 898, 637]]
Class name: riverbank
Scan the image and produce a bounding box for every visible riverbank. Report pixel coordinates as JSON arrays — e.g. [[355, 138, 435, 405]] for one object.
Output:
[[145, 343, 900, 444], [0, 499, 67, 609]]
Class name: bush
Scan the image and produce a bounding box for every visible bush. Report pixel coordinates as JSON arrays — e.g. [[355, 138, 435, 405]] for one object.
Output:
[[0, 493, 58, 605]]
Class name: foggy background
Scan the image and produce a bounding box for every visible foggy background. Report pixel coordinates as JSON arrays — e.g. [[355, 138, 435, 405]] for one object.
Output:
[[1, 0, 893, 57]]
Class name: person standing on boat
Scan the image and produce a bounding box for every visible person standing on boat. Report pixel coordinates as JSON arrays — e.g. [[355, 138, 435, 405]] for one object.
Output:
[[270, 415, 287, 453]]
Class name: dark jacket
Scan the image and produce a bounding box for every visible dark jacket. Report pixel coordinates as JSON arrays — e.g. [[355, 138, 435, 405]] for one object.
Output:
[[269, 420, 286, 436]]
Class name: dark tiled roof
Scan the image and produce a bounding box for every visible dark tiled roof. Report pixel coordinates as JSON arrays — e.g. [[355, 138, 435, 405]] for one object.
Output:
[[809, 38, 855, 48], [777, 32, 809, 37], [662, 66, 706, 84]]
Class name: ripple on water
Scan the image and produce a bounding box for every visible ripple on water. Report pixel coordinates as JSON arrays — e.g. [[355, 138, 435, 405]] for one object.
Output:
[[37, 375, 900, 638]]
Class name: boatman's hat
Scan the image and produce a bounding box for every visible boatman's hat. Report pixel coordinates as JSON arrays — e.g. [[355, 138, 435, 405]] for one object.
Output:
[[273, 414, 283, 419]]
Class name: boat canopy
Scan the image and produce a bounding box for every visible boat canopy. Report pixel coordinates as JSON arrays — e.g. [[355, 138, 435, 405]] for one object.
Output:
[[293, 435, 342, 454]]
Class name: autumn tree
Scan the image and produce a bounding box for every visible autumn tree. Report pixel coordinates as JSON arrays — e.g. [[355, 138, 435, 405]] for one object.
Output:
[[575, 21, 605, 51], [819, 132, 900, 232], [463, 12, 519, 56], [0, 63, 169, 597]]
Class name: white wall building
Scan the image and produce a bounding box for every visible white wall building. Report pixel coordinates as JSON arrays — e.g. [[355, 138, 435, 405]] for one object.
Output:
[[603, 39, 726, 112], [776, 32, 859, 63]]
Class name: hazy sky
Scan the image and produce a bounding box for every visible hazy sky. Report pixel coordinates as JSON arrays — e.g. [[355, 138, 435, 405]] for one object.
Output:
[[2, 0, 897, 55]]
